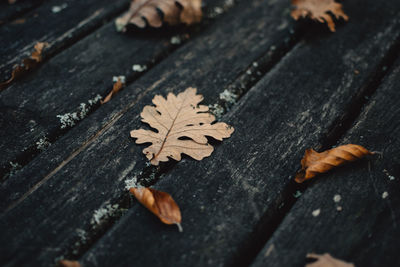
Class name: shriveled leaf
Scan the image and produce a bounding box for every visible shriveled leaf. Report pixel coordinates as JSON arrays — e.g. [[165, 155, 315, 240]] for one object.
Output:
[[101, 78, 125, 104], [115, 0, 202, 31], [295, 144, 373, 183], [58, 260, 81, 267], [131, 87, 234, 165], [0, 42, 48, 91], [130, 187, 182, 231], [306, 253, 354, 267], [291, 0, 348, 32]]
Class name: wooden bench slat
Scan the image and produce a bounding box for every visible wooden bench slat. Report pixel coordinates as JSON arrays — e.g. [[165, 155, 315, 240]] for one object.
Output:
[[251, 58, 400, 267], [0, 0, 297, 265], [65, 0, 400, 266]]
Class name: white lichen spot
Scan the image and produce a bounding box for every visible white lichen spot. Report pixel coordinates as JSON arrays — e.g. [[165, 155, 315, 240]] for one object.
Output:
[[91, 203, 119, 225], [337, 206, 343, 211], [333, 194, 341, 203], [214, 7, 224, 15], [36, 137, 50, 151], [208, 103, 224, 118], [8, 161, 22, 177], [219, 89, 237, 104], [113, 75, 126, 83], [293, 190, 302, 198], [51, 3, 68, 13], [132, 64, 147, 72], [88, 94, 102, 106], [312, 209, 321, 217], [382, 191, 389, 199], [75, 228, 87, 242], [383, 169, 395, 181], [124, 176, 142, 190], [170, 36, 182, 45], [252, 62, 259, 67]]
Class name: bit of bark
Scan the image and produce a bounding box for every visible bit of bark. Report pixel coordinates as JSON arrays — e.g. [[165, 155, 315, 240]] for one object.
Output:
[[130, 187, 183, 231], [115, 0, 202, 31], [0, 42, 48, 91], [295, 144, 373, 183], [306, 253, 354, 267], [131, 87, 234, 165], [291, 0, 348, 32]]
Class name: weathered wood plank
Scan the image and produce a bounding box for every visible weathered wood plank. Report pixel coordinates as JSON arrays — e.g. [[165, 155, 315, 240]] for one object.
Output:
[[0, 0, 297, 265], [251, 58, 400, 267], [0, 0, 130, 82], [0, 0, 44, 26], [0, 0, 235, 180], [77, 1, 400, 266]]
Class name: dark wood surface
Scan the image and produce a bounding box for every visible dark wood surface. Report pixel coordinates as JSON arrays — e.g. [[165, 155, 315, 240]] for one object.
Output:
[[1, 0, 399, 266]]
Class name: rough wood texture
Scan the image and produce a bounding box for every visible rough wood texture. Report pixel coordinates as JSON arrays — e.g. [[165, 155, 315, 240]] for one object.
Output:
[[251, 59, 400, 267], [78, 0, 400, 266], [0, 0, 130, 81], [0, 0, 44, 26], [0, 0, 296, 265]]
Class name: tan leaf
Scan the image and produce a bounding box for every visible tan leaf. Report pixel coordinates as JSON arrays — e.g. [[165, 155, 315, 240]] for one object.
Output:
[[295, 144, 373, 183], [291, 0, 349, 32], [101, 78, 125, 104], [130, 187, 182, 231], [131, 87, 234, 165], [58, 260, 81, 267], [115, 0, 202, 31], [0, 42, 48, 91], [306, 253, 354, 267]]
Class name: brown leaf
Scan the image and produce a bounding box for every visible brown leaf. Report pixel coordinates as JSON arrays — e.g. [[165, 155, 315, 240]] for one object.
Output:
[[295, 144, 373, 183], [58, 260, 81, 267], [101, 77, 125, 104], [130, 87, 234, 165], [291, 0, 349, 32], [115, 0, 202, 31], [306, 253, 354, 267], [130, 187, 182, 231], [0, 42, 48, 91]]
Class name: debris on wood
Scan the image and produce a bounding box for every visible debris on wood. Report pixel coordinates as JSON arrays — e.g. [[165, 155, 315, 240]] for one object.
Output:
[[130, 187, 183, 231], [306, 253, 354, 267], [295, 144, 374, 183], [291, 0, 348, 32], [101, 76, 126, 104], [58, 260, 81, 267], [312, 209, 321, 217], [131, 87, 234, 165], [115, 0, 202, 31]]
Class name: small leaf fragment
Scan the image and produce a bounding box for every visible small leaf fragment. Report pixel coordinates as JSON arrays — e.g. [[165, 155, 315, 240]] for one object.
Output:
[[130, 187, 182, 231], [101, 77, 125, 104], [295, 144, 374, 183], [131, 87, 234, 165], [291, 0, 349, 32], [0, 42, 48, 91], [306, 253, 354, 267], [58, 260, 81, 267]]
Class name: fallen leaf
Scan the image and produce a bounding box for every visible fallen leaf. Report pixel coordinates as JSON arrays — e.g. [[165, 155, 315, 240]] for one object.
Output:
[[58, 260, 81, 267], [295, 144, 373, 183], [130, 187, 183, 231], [306, 253, 354, 267], [291, 0, 349, 32], [131, 87, 234, 165], [115, 0, 202, 31], [101, 77, 125, 104], [0, 42, 48, 91]]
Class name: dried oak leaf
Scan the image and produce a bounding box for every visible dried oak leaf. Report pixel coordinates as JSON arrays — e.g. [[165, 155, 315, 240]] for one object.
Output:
[[101, 78, 125, 104], [130, 187, 183, 231], [58, 260, 81, 267], [291, 0, 349, 32], [115, 0, 202, 31], [306, 253, 354, 267], [295, 144, 373, 183], [130, 87, 234, 165], [0, 42, 48, 91]]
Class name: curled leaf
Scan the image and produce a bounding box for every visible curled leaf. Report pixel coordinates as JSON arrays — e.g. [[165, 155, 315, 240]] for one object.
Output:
[[101, 77, 125, 104], [58, 260, 81, 267], [115, 0, 202, 31], [295, 144, 373, 183], [0, 42, 48, 91], [131, 87, 234, 165], [306, 253, 354, 267], [130, 187, 182, 231], [291, 0, 349, 32]]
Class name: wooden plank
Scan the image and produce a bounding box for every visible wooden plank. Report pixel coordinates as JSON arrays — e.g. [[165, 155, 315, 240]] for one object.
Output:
[[0, 0, 130, 81], [77, 1, 400, 266], [0, 0, 233, 180], [0, 0, 297, 265], [0, 0, 44, 26], [251, 58, 400, 267]]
